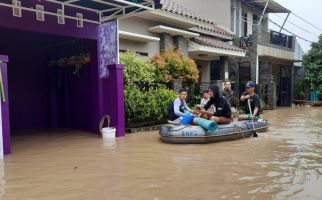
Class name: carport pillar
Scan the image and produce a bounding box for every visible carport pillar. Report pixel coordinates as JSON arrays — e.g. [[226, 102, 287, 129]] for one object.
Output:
[[97, 19, 125, 137], [0, 55, 10, 155], [101, 64, 125, 137]]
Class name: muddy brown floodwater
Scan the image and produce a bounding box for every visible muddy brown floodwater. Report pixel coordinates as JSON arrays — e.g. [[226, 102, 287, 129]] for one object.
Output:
[[0, 107, 321, 200]]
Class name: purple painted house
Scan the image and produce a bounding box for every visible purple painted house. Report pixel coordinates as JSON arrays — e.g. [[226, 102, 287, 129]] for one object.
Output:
[[0, 0, 155, 155]]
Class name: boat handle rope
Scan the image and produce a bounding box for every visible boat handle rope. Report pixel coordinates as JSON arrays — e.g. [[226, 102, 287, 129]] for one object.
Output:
[[169, 125, 190, 133]]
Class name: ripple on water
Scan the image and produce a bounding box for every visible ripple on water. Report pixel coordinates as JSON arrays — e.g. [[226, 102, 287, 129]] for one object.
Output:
[[0, 108, 321, 200]]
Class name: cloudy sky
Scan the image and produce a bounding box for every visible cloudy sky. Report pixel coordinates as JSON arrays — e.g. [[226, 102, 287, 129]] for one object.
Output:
[[269, 0, 322, 53]]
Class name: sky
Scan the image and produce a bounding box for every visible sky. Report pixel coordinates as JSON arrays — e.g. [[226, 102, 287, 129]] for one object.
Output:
[[269, 0, 322, 53]]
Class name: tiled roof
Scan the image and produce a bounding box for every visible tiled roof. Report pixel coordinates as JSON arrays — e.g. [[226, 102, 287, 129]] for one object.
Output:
[[191, 26, 235, 38], [159, 0, 234, 37], [192, 36, 245, 52]]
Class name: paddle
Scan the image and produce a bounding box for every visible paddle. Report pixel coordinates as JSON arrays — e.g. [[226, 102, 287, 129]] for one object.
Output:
[[247, 99, 258, 137]]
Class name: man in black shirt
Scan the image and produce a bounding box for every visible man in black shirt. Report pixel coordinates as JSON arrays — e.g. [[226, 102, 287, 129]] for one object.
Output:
[[239, 81, 260, 121], [198, 84, 232, 124]]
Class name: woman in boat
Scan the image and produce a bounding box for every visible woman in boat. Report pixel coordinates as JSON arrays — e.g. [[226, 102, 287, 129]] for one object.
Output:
[[198, 84, 232, 124], [168, 88, 192, 121]]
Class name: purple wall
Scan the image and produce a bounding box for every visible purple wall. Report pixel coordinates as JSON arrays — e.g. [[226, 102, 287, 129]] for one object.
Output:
[[65, 50, 94, 131], [104, 64, 125, 136], [0, 28, 99, 132], [0, 1, 125, 154], [0, 2, 99, 40], [0, 29, 50, 129]]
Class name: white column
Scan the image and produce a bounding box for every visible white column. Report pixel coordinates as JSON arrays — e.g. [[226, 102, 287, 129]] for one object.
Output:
[[256, 55, 259, 84], [247, 11, 253, 35], [225, 61, 229, 80], [238, 1, 242, 37]]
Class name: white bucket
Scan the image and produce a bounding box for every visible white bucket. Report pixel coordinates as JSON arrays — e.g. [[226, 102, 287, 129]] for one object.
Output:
[[101, 127, 116, 139], [99, 115, 116, 139]]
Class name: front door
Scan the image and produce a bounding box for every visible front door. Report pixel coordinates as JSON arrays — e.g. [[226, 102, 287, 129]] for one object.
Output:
[[280, 65, 292, 106]]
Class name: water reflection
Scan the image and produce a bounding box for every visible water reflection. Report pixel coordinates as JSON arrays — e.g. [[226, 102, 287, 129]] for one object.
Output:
[[0, 160, 5, 199], [102, 138, 116, 150], [0, 108, 321, 200]]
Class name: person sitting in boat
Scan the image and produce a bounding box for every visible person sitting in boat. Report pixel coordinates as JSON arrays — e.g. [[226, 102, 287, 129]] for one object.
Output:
[[169, 88, 192, 121], [200, 89, 210, 107], [196, 89, 215, 118], [222, 81, 237, 113], [239, 81, 260, 121], [198, 84, 232, 124]]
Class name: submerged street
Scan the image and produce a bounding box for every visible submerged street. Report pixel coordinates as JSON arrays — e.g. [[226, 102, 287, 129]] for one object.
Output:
[[0, 107, 321, 200]]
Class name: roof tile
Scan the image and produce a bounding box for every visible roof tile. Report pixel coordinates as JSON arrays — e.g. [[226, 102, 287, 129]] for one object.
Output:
[[192, 36, 245, 52], [160, 0, 234, 37]]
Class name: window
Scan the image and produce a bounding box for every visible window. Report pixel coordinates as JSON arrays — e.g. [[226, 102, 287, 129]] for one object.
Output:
[[243, 12, 247, 36], [253, 14, 258, 24], [119, 50, 148, 57]]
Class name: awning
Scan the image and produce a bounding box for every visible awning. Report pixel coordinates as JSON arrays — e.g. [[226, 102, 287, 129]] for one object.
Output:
[[189, 36, 246, 58], [0, 0, 154, 24], [242, 0, 290, 13], [119, 30, 160, 42], [148, 25, 199, 38]]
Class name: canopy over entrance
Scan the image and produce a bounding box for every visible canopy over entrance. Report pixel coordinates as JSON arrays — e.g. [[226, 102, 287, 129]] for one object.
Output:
[[0, 0, 154, 24]]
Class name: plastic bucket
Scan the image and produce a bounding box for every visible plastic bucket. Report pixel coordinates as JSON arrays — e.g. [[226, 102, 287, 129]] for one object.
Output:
[[99, 115, 116, 139], [101, 127, 116, 139], [180, 114, 194, 125]]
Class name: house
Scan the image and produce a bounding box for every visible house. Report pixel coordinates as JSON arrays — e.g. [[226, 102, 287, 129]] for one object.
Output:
[[0, 0, 154, 155], [118, 0, 246, 90], [229, 0, 296, 108], [169, 0, 296, 108]]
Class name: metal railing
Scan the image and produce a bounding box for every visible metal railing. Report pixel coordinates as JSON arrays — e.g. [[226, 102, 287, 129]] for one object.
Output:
[[269, 30, 294, 49], [234, 28, 294, 50]]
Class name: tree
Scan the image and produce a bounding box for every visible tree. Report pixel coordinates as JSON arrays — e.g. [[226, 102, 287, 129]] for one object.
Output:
[[302, 35, 322, 90]]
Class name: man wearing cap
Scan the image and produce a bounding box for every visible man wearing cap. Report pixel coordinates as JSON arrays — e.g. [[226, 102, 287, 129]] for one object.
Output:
[[239, 81, 260, 121], [198, 84, 232, 124]]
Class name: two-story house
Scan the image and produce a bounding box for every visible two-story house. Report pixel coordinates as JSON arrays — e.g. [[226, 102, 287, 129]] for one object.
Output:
[[118, 0, 246, 90], [230, 0, 296, 109]]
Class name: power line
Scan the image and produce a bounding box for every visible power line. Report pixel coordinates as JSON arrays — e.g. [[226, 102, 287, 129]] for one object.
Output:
[[267, 17, 313, 43], [291, 12, 322, 33], [271, 13, 320, 37], [242, 0, 314, 44]]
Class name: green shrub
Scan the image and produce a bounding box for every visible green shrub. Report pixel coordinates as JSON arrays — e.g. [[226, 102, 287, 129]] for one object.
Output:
[[120, 51, 155, 84], [124, 85, 177, 122], [295, 79, 307, 100]]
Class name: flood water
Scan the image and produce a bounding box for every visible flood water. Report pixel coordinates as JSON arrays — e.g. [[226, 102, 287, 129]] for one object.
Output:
[[1, 107, 322, 200]]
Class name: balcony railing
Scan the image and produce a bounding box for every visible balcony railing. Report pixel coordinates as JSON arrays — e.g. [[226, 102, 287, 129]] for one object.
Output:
[[269, 30, 294, 49], [234, 28, 295, 50]]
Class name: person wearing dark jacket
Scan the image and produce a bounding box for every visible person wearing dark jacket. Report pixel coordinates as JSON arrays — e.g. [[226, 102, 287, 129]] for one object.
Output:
[[198, 84, 232, 124]]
